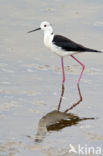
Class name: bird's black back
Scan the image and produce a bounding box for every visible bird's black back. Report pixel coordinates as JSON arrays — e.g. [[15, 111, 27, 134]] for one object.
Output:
[[53, 35, 101, 53]]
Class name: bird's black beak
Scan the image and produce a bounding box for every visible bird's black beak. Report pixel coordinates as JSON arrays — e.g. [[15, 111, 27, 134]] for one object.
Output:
[[28, 27, 41, 33]]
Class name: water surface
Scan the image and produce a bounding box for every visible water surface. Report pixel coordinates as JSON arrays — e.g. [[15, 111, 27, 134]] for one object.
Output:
[[0, 0, 103, 155]]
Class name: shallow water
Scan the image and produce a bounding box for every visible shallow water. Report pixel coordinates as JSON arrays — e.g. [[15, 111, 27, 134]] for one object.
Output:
[[0, 0, 103, 156]]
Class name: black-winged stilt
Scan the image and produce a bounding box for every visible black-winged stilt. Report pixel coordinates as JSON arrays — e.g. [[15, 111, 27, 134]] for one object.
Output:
[[28, 21, 102, 85]]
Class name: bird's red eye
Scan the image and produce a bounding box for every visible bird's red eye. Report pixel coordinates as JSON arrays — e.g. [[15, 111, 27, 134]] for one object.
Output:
[[44, 25, 47, 27]]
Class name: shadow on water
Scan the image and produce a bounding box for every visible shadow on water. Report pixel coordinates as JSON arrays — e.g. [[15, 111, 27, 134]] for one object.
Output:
[[35, 84, 95, 143]]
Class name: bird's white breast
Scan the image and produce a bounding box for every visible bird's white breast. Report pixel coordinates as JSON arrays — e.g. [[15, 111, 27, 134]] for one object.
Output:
[[44, 32, 53, 49]]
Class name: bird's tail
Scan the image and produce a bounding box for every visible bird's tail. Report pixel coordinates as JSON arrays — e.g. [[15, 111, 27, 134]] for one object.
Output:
[[85, 47, 102, 53]]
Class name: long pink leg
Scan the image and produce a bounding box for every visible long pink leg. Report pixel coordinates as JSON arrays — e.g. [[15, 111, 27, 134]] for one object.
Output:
[[71, 55, 85, 85], [61, 56, 65, 84], [57, 57, 65, 111], [58, 83, 65, 111], [64, 84, 82, 112]]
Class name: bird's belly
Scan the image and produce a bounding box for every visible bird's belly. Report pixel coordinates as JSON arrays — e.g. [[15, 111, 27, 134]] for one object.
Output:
[[49, 44, 76, 56]]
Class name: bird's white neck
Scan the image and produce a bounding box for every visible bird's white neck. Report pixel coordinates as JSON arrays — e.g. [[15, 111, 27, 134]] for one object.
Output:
[[44, 30, 54, 36], [44, 25, 54, 36], [43, 28, 54, 48]]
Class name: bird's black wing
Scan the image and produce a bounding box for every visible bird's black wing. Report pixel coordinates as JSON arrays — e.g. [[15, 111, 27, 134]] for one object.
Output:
[[53, 35, 101, 52]]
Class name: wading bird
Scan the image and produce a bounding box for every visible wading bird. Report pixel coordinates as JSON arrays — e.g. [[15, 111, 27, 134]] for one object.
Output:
[[28, 21, 102, 85]]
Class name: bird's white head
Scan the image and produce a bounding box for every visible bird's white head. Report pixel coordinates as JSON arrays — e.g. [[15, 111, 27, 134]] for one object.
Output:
[[40, 21, 53, 32], [28, 21, 53, 34]]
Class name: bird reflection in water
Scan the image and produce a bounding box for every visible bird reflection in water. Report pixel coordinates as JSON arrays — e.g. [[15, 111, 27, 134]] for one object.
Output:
[[35, 84, 95, 143]]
